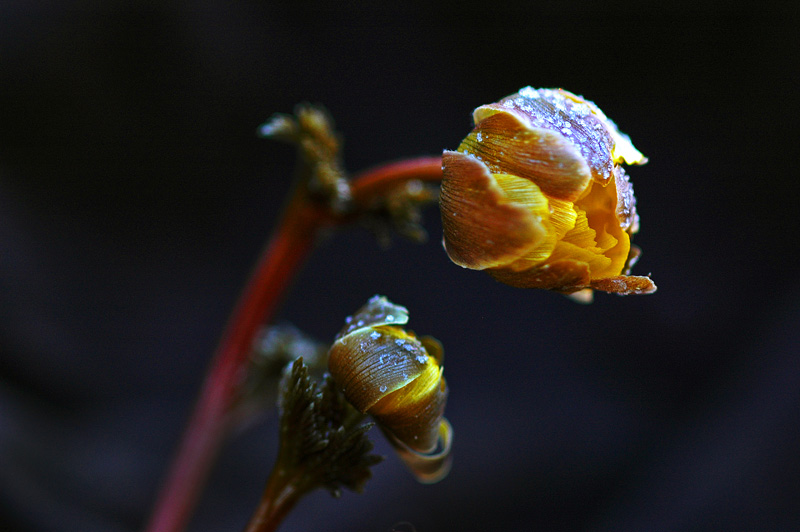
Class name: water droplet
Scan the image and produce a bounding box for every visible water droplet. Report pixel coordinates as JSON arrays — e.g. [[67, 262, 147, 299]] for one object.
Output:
[[379, 385, 388, 393], [370, 331, 381, 340]]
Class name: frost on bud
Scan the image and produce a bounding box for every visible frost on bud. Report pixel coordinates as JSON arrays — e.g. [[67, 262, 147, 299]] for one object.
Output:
[[440, 87, 655, 298], [328, 296, 452, 483]]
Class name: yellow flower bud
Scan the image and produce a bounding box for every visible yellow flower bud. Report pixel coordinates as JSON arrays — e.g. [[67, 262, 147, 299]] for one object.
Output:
[[328, 296, 452, 483], [440, 87, 656, 297]]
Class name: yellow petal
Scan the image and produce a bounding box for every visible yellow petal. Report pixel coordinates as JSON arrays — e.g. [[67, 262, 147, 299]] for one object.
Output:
[[500, 197, 578, 272], [593, 219, 629, 278], [548, 198, 578, 237], [491, 173, 558, 271], [440, 151, 551, 270], [573, 179, 631, 278], [548, 240, 612, 276], [561, 208, 599, 251]]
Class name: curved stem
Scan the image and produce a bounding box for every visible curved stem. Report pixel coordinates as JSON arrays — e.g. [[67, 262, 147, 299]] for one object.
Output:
[[242, 469, 307, 532], [143, 156, 443, 532], [145, 198, 326, 532], [350, 155, 443, 206]]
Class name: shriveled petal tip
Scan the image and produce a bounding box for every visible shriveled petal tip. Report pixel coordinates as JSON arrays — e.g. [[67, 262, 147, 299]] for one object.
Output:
[[383, 418, 453, 484], [622, 245, 642, 276], [557, 88, 647, 166], [609, 129, 648, 166], [440, 150, 550, 270], [460, 111, 592, 202], [591, 275, 657, 295], [488, 259, 591, 292]]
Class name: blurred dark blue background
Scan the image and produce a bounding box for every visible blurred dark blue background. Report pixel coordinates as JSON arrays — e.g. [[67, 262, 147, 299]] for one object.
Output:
[[2, 2, 799, 531]]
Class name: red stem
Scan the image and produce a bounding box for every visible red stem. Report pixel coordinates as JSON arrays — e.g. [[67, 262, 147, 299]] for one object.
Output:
[[143, 156, 442, 532], [144, 199, 325, 532], [350, 155, 443, 206], [242, 471, 306, 532]]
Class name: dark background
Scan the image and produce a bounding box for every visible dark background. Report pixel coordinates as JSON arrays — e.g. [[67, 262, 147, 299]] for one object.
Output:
[[2, 2, 799, 531]]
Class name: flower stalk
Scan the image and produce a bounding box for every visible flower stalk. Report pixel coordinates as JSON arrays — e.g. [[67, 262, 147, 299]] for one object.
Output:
[[144, 197, 327, 532], [242, 469, 303, 532], [144, 151, 442, 532], [243, 358, 380, 532]]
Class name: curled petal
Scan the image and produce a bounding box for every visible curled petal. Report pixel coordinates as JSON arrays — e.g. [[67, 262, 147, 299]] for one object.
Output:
[[459, 111, 592, 201], [382, 418, 453, 484], [440, 150, 551, 270]]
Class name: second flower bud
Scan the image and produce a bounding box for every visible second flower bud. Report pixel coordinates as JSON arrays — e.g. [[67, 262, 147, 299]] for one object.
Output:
[[328, 296, 452, 483]]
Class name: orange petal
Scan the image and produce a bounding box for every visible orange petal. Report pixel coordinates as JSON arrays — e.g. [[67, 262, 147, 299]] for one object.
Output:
[[328, 326, 428, 412], [370, 366, 447, 453], [488, 259, 591, 292], [458, 111, 592, 201], [476, 88, 647, 184], [440, 150, 551, 270]]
